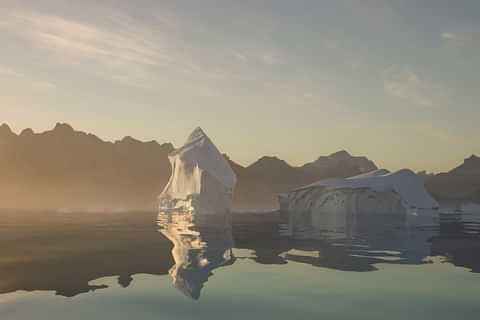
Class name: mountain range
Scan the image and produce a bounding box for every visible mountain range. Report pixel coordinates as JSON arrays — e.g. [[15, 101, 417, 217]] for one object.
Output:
[[0, 123, 478, 210], [426, 155, 480, 202]]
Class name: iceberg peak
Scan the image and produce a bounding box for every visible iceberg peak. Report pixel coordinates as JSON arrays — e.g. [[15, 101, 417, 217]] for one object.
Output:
[[159, 127, 237, 214], [185, 127, 207, 144]]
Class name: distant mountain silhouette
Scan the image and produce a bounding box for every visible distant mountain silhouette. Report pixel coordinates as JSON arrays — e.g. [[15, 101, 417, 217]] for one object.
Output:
[[0, 123, 173, 210], [244, 156, 310, 192], [426, 155, 480, 202], [301, 150, 378, 185], [0, 122, 424, 210], [229, 152, 378, 209], [417, 170, 435, 182], [301, 150, 378, 178]]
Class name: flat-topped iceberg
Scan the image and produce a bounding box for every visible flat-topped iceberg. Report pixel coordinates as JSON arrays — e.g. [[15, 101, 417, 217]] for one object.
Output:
[[282, 169, 439, 212], [280, 169, 439, 237], [159, 127, 237, 215]]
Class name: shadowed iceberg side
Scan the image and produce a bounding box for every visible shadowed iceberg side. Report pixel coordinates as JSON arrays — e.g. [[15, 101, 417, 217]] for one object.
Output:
[[158, 211, 235, 300], [159, 127, 237, 215]]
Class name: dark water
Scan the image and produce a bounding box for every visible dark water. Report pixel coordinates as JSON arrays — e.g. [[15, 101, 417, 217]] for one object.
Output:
[[1, 210, 480, 319]]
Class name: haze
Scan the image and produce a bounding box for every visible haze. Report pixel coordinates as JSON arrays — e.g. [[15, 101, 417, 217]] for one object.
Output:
[[1, 0, 479, 172]]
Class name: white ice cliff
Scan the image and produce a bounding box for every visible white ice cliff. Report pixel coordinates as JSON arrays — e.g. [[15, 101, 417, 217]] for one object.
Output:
[[159, 127, 237, 214]]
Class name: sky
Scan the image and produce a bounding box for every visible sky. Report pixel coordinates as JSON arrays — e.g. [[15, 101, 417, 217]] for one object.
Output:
[[1, 0, 479, 173]]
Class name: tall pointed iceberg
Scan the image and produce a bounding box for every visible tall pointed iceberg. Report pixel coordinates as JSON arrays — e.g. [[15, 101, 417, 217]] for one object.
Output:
[[159, 127, 237, 214]]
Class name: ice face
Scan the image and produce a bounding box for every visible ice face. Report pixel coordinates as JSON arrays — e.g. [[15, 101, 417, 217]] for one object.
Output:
[[159, 127, 237, 214], [282, 169, 439, 239], [302, 169, 438, 210]]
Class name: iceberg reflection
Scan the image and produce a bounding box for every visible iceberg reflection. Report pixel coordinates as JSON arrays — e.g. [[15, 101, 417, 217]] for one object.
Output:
[[158, 211, 235, 300], [278, 204, 437, 270]]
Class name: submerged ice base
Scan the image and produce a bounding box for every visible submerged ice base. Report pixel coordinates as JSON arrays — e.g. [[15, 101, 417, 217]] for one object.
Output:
[[159, 127, 237, 215]]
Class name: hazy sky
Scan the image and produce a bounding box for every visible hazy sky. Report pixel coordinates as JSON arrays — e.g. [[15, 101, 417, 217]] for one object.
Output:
[[1, 0, 479, 172]]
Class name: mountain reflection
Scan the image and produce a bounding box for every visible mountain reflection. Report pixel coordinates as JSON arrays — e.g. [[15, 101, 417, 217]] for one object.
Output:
[[0, 211, 174, 297], [0, 209, 479, 299], [158, 212, 235, 300], [431, 213, 480, 273]]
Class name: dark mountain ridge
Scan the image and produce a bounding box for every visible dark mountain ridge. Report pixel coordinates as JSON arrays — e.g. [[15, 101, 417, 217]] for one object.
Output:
[[232, 151, 378, 209], [2, 123, 476, 210], [0, 123, 173, 210], [426, 155, 480, 202]]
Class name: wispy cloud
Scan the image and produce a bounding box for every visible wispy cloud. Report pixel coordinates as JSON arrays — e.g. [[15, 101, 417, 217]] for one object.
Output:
[[231, 50, 282, 66], [1, 10, 169, 67], [0, 63, 56, 91], [0, 9, 177, 89], [382, 66, 443, 107], [0, 64, 23, 78], [441, 32, 457, 40], [441, 30, 480, 49], [0, 8, 252, 90], [261, 52, 281, 65], [321, 37, 366, 71], [233, 51, 249, 64]]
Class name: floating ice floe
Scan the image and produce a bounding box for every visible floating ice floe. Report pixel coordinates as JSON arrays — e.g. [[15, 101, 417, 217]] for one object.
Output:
[[159, 127, 237, 215]]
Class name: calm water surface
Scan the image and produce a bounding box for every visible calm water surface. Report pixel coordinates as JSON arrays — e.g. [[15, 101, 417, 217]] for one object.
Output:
[[1, 209, 479, 319]]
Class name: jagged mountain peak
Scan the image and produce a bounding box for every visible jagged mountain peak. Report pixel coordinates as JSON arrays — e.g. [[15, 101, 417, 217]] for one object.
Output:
[[450, 154, 480, 174], [0, 122, 175, 210], [304, 150, 378, 174], [0, 123, 13, 133], [426, 154, 480, 201], [53, 122, 75, 133], [466, 155, 480, 161], [20, 128, 35, 137], [0, 123, 17, 142], [329, 150, 352, 159], [160, 142, 175, 152], [248, 156, 293, 170], [119, 136, 141, 144]]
